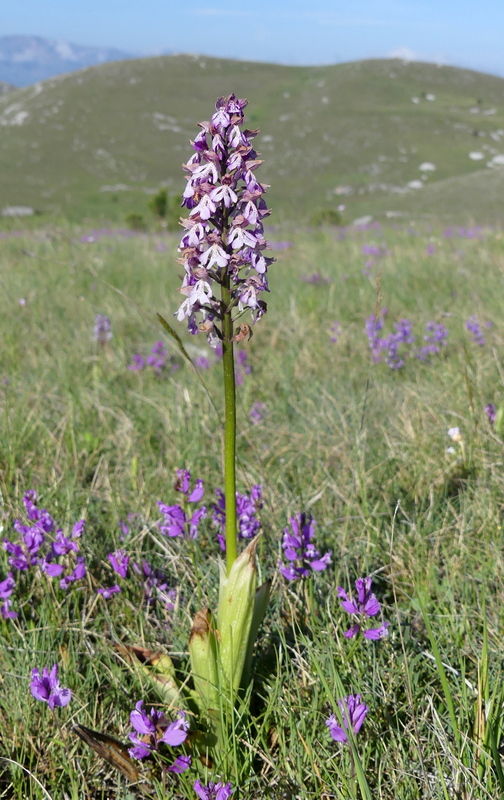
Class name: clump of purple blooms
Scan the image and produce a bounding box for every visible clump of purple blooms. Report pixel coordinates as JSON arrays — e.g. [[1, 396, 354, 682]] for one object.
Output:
[[325, 694, 369, 744], [338, 576, 389, 639], [361, 243, 387, 275], [176, 93, 274, 347], [249, 401, 267, 425], [129, 341, 178, 374], [466, 315, 488, 347], [212, 485, 262, 551], [300, 273, 332, 285], [128, 701, 190, 771], [485, 404, 496, 425], [329, 322, 341, 343], [132, 559, 177, 611], [194, 780, 233, 800], [365, 311, 448, 369], [415, 321, 448, 361], [279, 513, 331, 581], [2, 491, 86, 617], [93, 314, 112, 345], [158, 469, 207, 540], [30, 664, 71, 709]]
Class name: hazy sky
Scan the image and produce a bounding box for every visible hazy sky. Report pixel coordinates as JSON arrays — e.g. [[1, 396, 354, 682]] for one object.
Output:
[[3, 0, 504, 76]]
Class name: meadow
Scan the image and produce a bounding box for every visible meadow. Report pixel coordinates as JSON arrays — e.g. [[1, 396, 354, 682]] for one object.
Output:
[[1, 214, 504, 800]]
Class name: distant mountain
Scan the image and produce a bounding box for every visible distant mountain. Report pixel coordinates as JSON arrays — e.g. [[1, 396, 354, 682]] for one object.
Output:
[[0, 81, 15, 95], [0, 35, 135, 86]]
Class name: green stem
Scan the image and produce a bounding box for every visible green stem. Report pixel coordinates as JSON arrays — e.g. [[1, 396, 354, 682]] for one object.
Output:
[[221, 281, 237, 573]]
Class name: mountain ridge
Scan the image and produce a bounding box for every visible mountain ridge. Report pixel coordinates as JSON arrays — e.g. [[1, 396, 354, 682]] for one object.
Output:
[[0, 35, 136, 87], [0, 54, 502, 222]]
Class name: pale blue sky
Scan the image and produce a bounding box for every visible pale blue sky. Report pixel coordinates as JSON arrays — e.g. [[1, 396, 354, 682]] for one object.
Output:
[[3, 0, 504, 76]]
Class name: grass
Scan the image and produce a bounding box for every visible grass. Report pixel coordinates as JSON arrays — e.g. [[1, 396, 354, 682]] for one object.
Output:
[[1, 56, 504, 223], [1, 217, 504, 798]]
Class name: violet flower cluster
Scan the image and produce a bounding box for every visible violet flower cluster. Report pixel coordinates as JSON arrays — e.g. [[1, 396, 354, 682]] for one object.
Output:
[[129, 341, 179, 374], [132, 559, 177, 611], [30, 664, 72, 709], [2, 491, 86, 617], [249, 401, 267, 425], [211, 485, 262, 551], [176, 93, 274, 346], [366, 311, 448, 369], [194, 780, 233, 800], [158, 469, 207, 539], [485, 403, 496, 425], [279, 513, 332, 581], [466, 315, 487, 346], [325, 694, 369, 744], [338, 576, 389, 640], [128, 701, 190, 773], [93, 314, 112, 345]]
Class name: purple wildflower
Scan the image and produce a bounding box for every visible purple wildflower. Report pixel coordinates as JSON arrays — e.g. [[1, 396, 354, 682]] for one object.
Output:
[[300, 273, 332, 284], [194, 355, 211, 369], [128, 354, 145, 371], [93, 314, 112, 344], [279, 513, 332, 581], [175, 469, 205, 502], [426, 243, 436, 255], [176, 94, 274, 346], [132, 560, 177, 610], [0, 572, 18, 619], [30, 664, 71, 709], [325, 694, 369, 743], [128, 701, 188, 760], [485, 404, 496, 425], [466, 315, 486, 346], [329, 322, 341, 343], [249, 401, 267, 424], [338, 576, 389, 640], [98, 584, 121, 599], [108, 549, 130, 579], [211, 485, 262, 550], [416, 321, 448, 361], [194, 780, 233, 800]]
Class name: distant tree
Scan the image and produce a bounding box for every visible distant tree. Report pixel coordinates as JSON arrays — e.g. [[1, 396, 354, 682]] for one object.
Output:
[[148, 188, 181, 231], [149, 188, 168, 219], [125, 212, 147, 231]]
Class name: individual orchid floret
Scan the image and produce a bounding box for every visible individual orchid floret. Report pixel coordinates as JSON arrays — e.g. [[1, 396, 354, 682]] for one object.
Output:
[[30, 664, 72, 709], [211, 485, 262, 550], [97, 584, 121, 599], [338, 576, 389, 639], [194, 780, 233, 800], [485, 404, 496, 425], [279, 513, 332, 581], [93, 314, 112, 345], [128, 701, 188, 761], [175, 469, 205, 503], [176, 94, 274, 346], [108, 549, 130, 579], [0, 572, 18, 619], [325, 694, 369, 743], [466, 315, 486, 346]]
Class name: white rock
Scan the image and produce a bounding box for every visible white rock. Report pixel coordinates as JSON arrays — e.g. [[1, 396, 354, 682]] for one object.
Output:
[[469, 151, 485, 160], [352, 215, 373, 226], [419, 162, 436, 171], [407, 180, 424, 189], [425, 93, 436, 101], [2, 206, 34, 217]]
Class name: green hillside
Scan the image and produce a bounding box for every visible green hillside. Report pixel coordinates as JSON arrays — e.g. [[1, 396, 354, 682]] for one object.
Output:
[[0, 54, 503, 222]]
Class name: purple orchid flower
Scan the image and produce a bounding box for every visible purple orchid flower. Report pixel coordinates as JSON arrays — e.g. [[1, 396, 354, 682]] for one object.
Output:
[[30, 664, 72, 709], [128, 701, 188, 760], [279, 513, 331, 580], [194, 780, 233, 800], [338, 576, 389, 640], [325, 694, 369, 743]]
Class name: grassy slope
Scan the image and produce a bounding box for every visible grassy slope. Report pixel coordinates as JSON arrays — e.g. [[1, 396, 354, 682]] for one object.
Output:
[[1, 222, 504, 798], [0, 55, 503, 222]]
